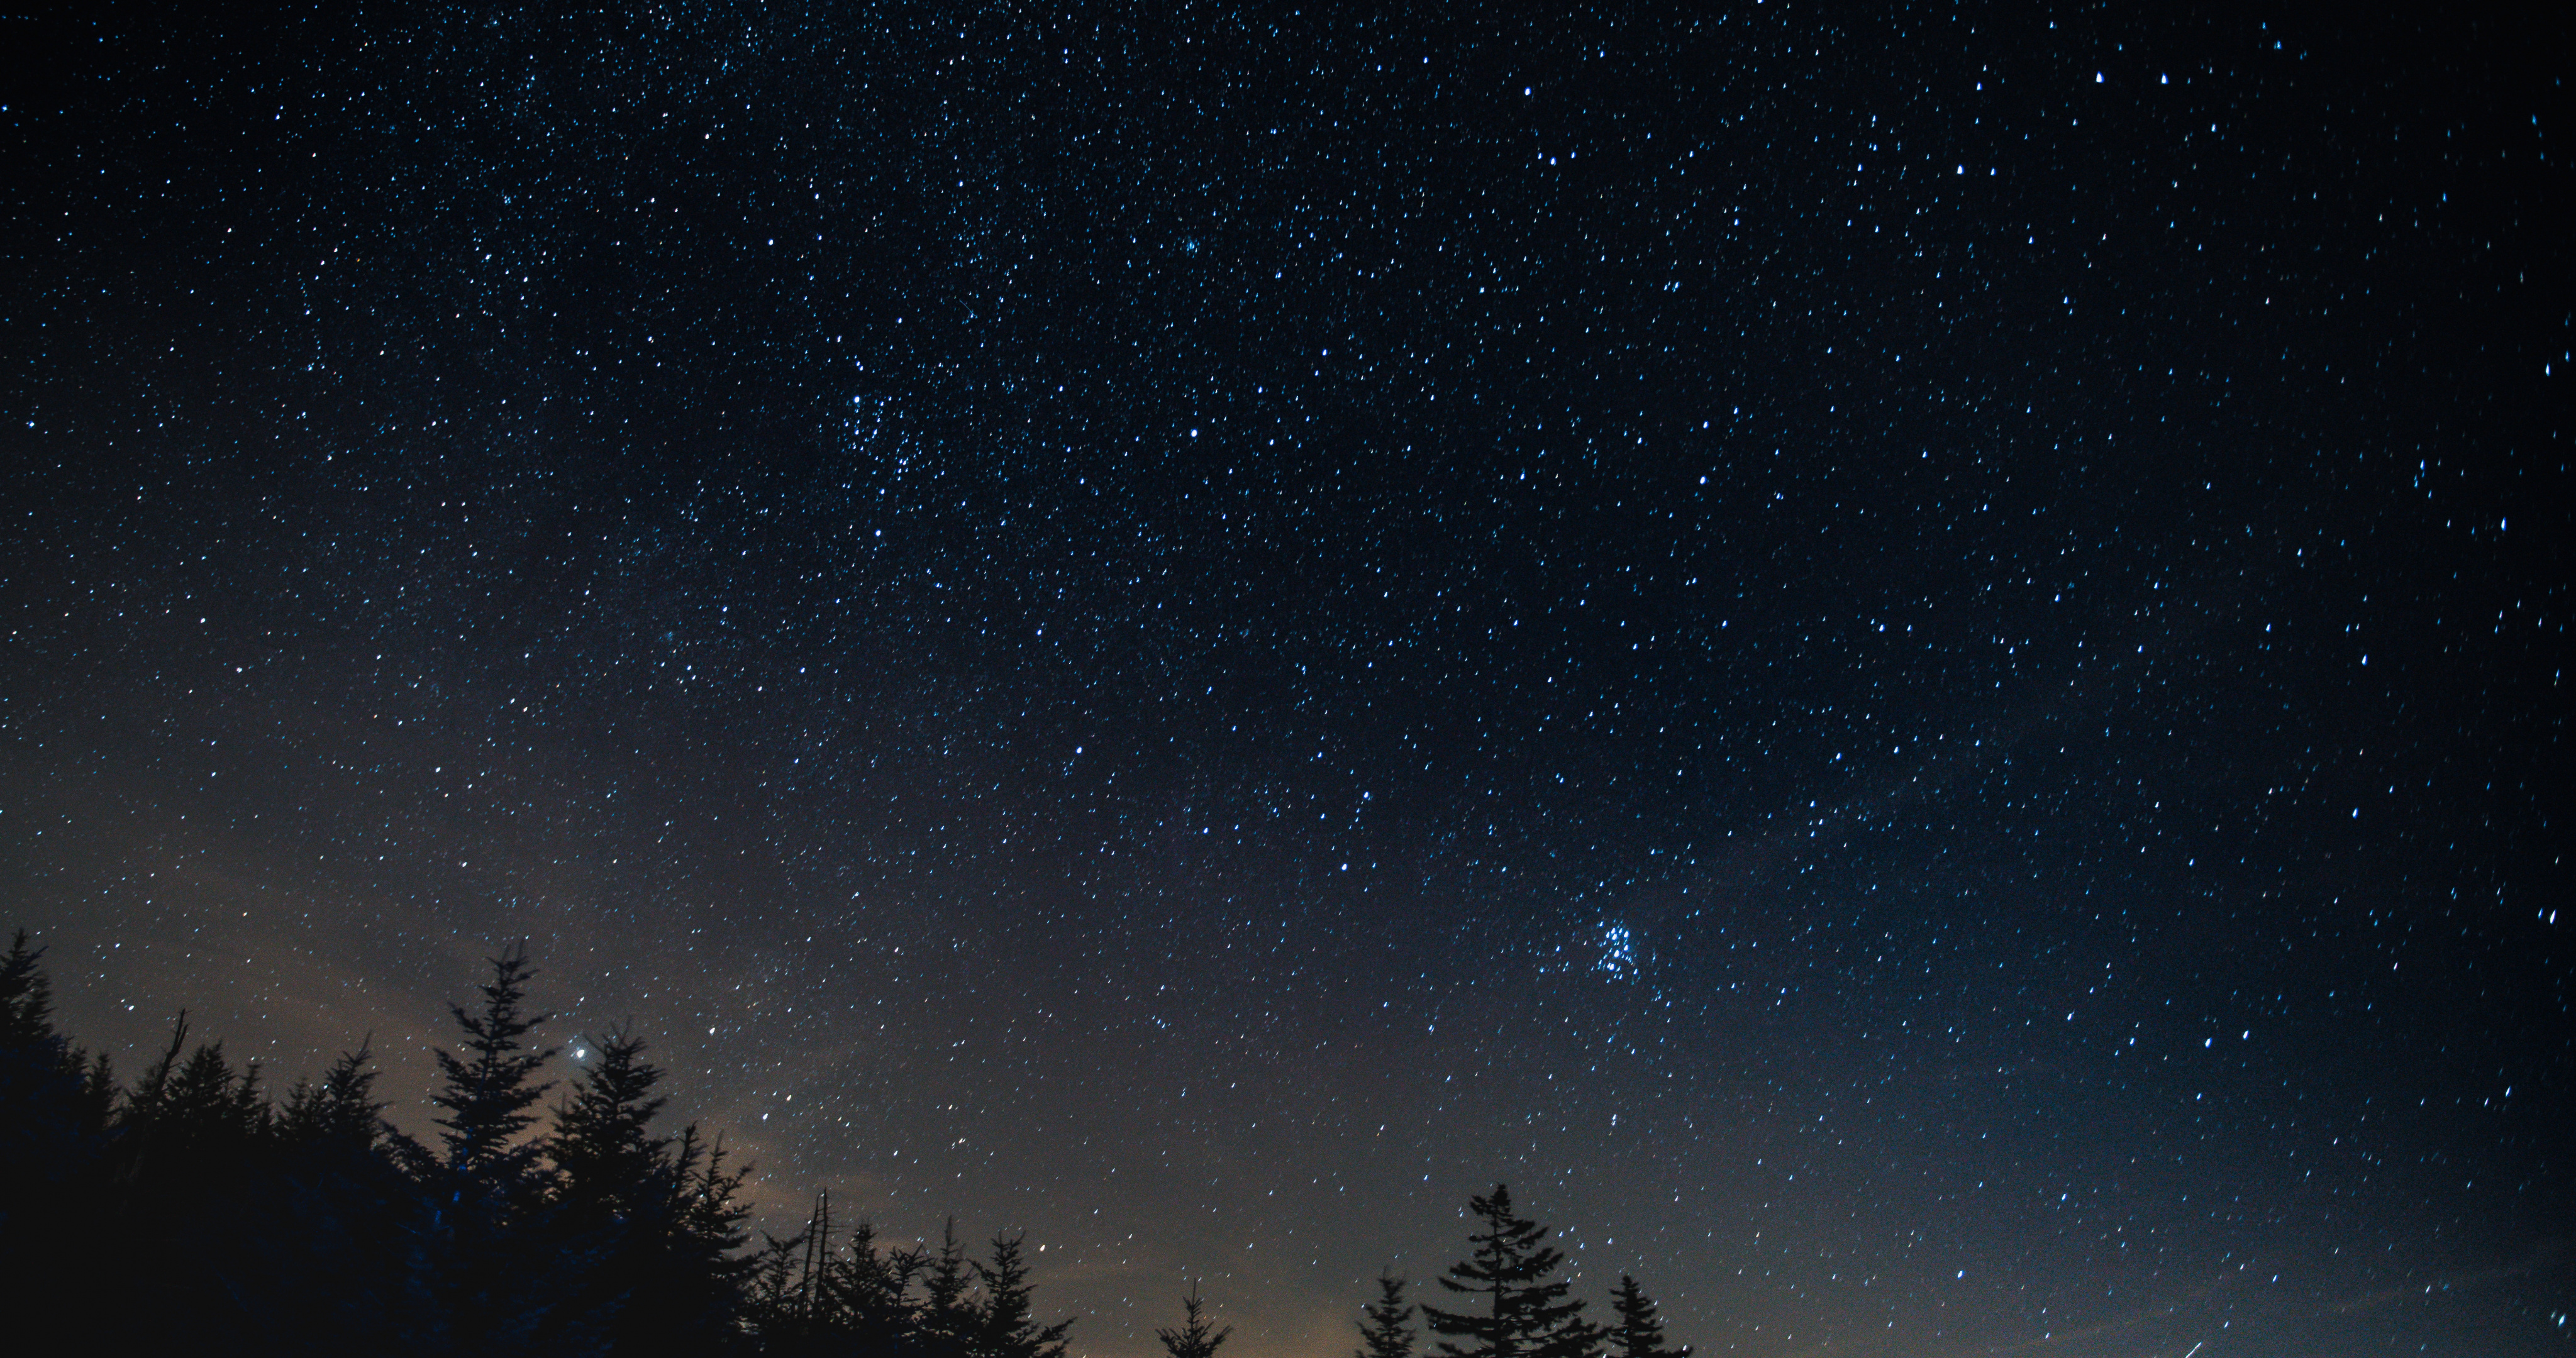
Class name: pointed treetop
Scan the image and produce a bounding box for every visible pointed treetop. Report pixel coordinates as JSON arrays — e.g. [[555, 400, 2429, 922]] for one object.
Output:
[[429, 942, 557, 1181], [1607, 1277, 1688, 1358], [0, 930, 58, 1049], [281, 1041, 388, 1151], [1158, 1284, 1231, 1358], [1422, 1184, 1604, 1358], [980, 1232, 1075, 1358], [550, 1022, 672, 1213], [1358, 1271, 1417, 1358]]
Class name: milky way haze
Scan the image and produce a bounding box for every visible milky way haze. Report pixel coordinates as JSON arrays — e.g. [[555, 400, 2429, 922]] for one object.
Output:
[[4, 5, 2567, 1356]]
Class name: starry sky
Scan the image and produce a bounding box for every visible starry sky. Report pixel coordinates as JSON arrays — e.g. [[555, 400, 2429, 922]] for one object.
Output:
[[4, 4, 2569, 1355]]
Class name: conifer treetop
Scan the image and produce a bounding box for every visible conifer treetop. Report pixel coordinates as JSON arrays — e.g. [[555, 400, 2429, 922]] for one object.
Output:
[[430, 943, 557, 1180], [1358, 1271, 1417, 1358], [1158, 1284, 1231, 1358], [1, 930, 58, 1050], [1607, 1276, 1689, 1358], [1421, 1184, 1604, 1358]]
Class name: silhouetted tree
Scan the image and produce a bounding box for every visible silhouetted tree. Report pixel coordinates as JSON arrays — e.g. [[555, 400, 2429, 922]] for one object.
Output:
[[430, 944, 557, 1192], [119, 1010, 194, 1134], [114, 1015, 272, 1220], [247, 1038, 423, 1350], [823, 1216, 928, 1357], [550, 1023, 756, 1355], [1606, 1276, 1687, 1358], [152, 1038, 268, 1152], [1422, 1184, 1604, 1358], [0, 929, 1087, 1357], [1358, 1272, 1418, 1358], [0, 932, 111, 1339], [0, 931, 59, 1050], [1157, 1285, 1231, 1358], [108, 1012, 394, 1351], [747, 1225, 818, 1343], [917, 1219, 982, 1358], [979, 1232, 1075, 1358], [0, 929, 97, 1161], [748, 1210, 1074, 1358], [415, 944, 574, 1355], [661, 1123, 757, 1344], [279, 1041, 390, 1153], [753, 1190, 886, 1356], [552, 1025, 669, 1213]]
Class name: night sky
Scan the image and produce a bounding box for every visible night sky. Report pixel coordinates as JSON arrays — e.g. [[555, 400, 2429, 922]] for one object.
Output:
[[4, 4, 2569, 1355]]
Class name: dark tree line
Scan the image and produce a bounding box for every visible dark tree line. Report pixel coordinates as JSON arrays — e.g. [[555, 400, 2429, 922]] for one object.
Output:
[[1319, 1186, 1688, 1358], [1156, 1184, 1689, 1358], [4, 932, 1694, 1358], [0, 934, 1072, 1356]]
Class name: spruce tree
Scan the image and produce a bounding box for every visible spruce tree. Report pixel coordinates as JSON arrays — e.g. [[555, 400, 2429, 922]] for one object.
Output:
[[416, 944, 567, 1354], [279, 1042, 389, 1154], [262, 1040, 417, 1352], [918, 1219, 982, 1358], [826, 1215, 927, 1349], [0, 932, 109, 1336], [1422, 1184, 1604, 1358], [157, 1039, 267, 1152], [549, 1024, 687, 1350], [0, 930, 97, 1149], [664, 1124, 757, 1338], [1358, 1272, 1416, 1358], [747, 1227, 816, 1341], [72, 1050, 116, 1131], [429, 944, 556, 1191], [0, 930, 58, 1050], [1606, 1277, 1688, 1358], [979, 1232, 1075, 1358], [116, 1019, 270, 1203], [550, 1024, 669, 1218], [1157, 1285, 1231, 1358], [106, 1017, 293, 1350]]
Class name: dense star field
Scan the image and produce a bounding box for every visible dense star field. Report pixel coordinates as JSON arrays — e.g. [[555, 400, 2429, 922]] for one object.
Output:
[[4, 4, 2568, 1355]]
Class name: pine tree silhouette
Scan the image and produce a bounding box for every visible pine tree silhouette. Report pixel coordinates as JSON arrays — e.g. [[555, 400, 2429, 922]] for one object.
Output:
[[1157, 1284, 1231, 1358], [115, 1017, 272, 1214], [0, 932, 112, 1349], [1, 929, 1092, 1356], [550, 1022, 746, 1355], [918, 1218, 982, 1358], [159, 1039, 267, 1152], [748, 1223, 817, 1342], [279, 1041, 389, 1153], [1359, 1271, 1417, 1358], [1606, 1276, 1689, 1358], [260, 1039, 420, 1352], [979, 1232, 1075, 1358], [72, 981, 476, 1350], [552, 1025, 679, 1218], [121, 1009, 194, 1132], [0, 930, 59, 1050], [416, 944, 570, 1354], [824, 1215, 930, 1357], [429, 944, 557, 1190], [0, 930, 98, 1162], [1422, 1184, 1605, 1358], [660, 1122, 757, 1346]]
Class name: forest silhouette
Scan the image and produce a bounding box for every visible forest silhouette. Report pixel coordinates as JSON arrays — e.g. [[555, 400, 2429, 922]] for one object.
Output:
[[1, 932, 1691, 1357]]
